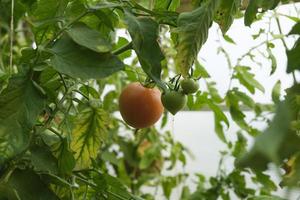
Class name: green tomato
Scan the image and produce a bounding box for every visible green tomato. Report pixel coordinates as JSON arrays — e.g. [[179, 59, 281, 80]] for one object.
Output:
[[161, 91, 187, 115], [180, 79, 199, 94]]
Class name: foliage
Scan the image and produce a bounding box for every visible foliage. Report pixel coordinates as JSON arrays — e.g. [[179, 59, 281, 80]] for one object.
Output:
[[0, 0, 300, 199]]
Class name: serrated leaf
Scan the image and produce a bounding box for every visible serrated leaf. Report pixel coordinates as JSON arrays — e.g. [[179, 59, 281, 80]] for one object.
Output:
[[0, 74, 45, 164], [286, 38, 300, 73], [207, 81, 223, 103], [175, 0, 220, 77], [235, 66, 265, 94], [272, 80, 281, 103], [71, 105, 109, 169], [67, 22, 112, 53], [49, 35, 124, 79], [214, 0, 241, 34], [124, 11, 165, 89]]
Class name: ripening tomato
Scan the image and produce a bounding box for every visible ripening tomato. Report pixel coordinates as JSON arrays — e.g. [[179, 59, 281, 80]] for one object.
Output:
[[119, 82, 164, 129]]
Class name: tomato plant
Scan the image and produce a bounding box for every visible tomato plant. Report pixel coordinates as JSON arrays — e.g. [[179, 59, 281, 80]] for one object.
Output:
[[0, 0, 300, 199]]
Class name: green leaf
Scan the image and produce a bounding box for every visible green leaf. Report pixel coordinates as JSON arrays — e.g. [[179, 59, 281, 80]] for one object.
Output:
[[194, 60, 210, 78], [93, 172, 138, 200], [30, 145, 58, 174], [175, 0, 219, 77], [214, 0, 241, 34], [154, 0, 180, 11], [223, 34, 236, 44], [271, 80, 281, 103], [49, 35, 124, 79], [248, 195, 286, 200], [0, 74, 45, 164], [237, 101, 300, 170], [71, 104, 109, 169], [139, 143, 161, 169], [286, 38, 300, 73], [244, 0, 280, 26], [124, 11, 165, 89], [4, 169, 59, 200], [232, 89, 255, 109], [207, 100, 229, 143], [267, 48, 277, 75], [289, 21, 300, 35], [55, 138, 76, 174], [207, 81, 223, 103], [235, 66, 265, 94], [66, 22, 112, 53], [252, 171, 277, 194]]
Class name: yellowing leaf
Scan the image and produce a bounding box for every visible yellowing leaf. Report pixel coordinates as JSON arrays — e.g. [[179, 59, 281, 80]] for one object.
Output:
[[71, 106, 109, 169]]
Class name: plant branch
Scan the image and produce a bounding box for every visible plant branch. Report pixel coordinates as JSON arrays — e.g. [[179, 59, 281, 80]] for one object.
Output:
[[9, 0, 14, 75]]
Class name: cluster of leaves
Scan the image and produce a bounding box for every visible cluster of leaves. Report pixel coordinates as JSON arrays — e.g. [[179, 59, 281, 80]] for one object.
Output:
[[0, 0, 300, 199]]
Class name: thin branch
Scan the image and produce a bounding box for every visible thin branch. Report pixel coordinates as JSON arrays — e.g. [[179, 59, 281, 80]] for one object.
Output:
[[9, 0, 14, 74]]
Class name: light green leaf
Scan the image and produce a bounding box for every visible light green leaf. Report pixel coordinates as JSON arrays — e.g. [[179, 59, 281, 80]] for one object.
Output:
[[214, 0, 241, 34], [71, 105, 109, 169], [67, 22, 112, 53], [248, 195, 286, 200], [223, 34, 236, 44], [194, 60, 210, 78], [235, 66, 265, 94], [0, 74, 45, 164], [124, 11, 165, 89], [175, 0, 219, 77], [49, 35, 124, 79], [272, 80, 281, 103]]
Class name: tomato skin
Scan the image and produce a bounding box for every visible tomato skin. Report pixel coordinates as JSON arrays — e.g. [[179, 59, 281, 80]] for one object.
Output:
[[161, 91, 187, 115], [180, 79, 199, 94], [119, 82, 164, 129]]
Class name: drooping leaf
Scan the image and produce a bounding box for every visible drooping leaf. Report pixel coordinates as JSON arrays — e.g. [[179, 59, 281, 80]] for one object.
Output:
[[194, 60, 210, 78], [175, 0, 220, 77], [124, 11, 165, 89], [66, 22, 112, 53], [286, 38, 300, 73], [49, 35, 124, 79], [71, 104, 110, 168], [214, 0, 241, 34], [244, 0, 280, 26], [0, 74, 45, 164], [207, 100, 229, 143]]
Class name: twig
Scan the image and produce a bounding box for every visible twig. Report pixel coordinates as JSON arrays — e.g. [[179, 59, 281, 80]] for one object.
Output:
[[9, 0, 14, 74]]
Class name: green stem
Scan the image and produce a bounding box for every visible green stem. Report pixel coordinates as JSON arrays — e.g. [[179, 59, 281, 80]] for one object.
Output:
[[112, 42, 133, 55], [274, 12, 297, 84]]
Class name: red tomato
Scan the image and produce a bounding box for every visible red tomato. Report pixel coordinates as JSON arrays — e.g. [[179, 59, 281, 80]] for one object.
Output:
[[119, 82, 164, 129]]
